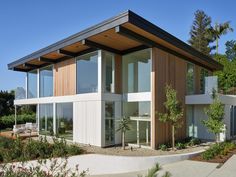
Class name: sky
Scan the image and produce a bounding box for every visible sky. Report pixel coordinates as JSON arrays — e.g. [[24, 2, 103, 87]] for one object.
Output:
[[0, 0, 236, 91]]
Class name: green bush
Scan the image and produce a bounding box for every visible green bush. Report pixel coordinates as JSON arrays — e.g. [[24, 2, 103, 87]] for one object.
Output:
[[202, 142, 236, 160], [176, 142, 186, 150], [0, 113, 36, 130], [0, 136, 82, 163], [159, 144, 168, 151]]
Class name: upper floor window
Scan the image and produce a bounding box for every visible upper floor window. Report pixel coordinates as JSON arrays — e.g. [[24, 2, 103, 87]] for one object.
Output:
[[186, 63, 195, 95], [103, 51, 115, 93], [76, 51, 98, 94], [27, 69, 37, 98], [200, 68, 209, 94], [40, 66, 53, 97], [122, 49, 151, 93]]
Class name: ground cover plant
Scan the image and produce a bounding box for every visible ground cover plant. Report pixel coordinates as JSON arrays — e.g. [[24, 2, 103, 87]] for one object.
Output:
[[0, 136, 82, 163]]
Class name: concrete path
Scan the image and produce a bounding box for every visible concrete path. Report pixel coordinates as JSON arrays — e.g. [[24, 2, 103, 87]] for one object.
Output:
[[92, 155, 236, 177]]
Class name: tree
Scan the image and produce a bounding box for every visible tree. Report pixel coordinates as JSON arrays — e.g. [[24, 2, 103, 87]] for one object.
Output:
[[225, 40, 236, 61], [202, 90, 225, 142], [188, 10, 214, 55], [158, 85, 184, 150], [214, 54, 236, 93], [209, 22, 233, 54], [0, 90, 14, 117], [116, 116, 131, 150]]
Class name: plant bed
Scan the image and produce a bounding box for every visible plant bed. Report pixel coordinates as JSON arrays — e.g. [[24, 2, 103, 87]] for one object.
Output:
[[0, 136, 83, 163], [191, 141, 236, 164]]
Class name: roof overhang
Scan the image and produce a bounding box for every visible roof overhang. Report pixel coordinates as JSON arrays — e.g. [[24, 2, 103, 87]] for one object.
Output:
[[8, 10, 223, 72]]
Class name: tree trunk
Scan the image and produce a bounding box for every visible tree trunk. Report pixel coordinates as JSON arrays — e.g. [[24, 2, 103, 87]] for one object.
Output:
[[216, 37, 219, 54], [172, 125, 175, 150], [215, 133, 219, 143], [122, 131, 125, 150]]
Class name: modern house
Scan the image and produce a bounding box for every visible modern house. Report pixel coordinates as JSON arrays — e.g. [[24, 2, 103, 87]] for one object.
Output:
[[9, 10, 231, 149]]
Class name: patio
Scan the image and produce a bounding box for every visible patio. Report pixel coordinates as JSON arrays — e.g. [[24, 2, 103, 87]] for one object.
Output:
[[0, 130, 38, 140]]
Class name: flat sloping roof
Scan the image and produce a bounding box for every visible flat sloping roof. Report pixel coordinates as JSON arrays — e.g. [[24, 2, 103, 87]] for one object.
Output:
[[8, 10, 222, 71]]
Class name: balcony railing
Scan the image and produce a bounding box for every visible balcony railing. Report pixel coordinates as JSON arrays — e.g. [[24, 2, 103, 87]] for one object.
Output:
[[15, 87, 26, 100]]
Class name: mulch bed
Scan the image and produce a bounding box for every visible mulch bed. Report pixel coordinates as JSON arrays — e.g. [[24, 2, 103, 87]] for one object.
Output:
[[190, 148, 236, 164]]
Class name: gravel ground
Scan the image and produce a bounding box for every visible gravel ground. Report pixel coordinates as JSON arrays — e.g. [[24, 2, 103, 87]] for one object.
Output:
[[32, 136, 208, 156], [79, 144, 208, 156]]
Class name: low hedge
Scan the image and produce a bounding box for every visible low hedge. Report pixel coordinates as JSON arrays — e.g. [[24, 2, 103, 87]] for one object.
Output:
[[202, 142, 236, 160], [0, 136, 82, 163], [0, 114, 36, 130]]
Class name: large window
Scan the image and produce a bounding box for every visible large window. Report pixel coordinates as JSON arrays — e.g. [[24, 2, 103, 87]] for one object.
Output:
[[103, 51, 115, 93], [123, 101, 151, 146], [123, 49, 151, 93], [200, 68, 209, 94], [56, 103, 73, 140], [76, 51, 98, 94], [186, 63, 195, 95], [27, 70, 37, 98], [230, 106, 236, 137], [40, 66, 53, 97], [39, 104, 53, 135], [105, 102, 115, 146]]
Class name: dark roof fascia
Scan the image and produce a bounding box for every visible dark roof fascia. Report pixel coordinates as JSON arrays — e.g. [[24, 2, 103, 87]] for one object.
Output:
[[127, 11, 223, 70], [8, 10, 130, 70]]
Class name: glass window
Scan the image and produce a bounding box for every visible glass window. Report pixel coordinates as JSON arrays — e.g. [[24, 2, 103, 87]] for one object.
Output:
[[39, 104, 53, 135], [76, 51, 98, 94], [56, 103, 73, 140], [123, 101, 151, 146], [103, 51, 115, 93], [105, 102, 115, 146], [186, 63, 195, 95], [123, 49, 151, 93], [27, 70, 37, 98], [200, 68, 209, 94], [39, 66, 53, 97]]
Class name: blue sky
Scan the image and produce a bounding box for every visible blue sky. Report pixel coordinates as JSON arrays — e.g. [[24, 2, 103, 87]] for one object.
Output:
[[1, 0, 236, 91]]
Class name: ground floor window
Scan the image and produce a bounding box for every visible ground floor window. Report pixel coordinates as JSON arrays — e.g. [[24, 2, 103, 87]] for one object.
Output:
[[39, 104, 53, 135], [56, 103, 73, 140], [105, 102, 115, 146], [123, 101, 151, 146]]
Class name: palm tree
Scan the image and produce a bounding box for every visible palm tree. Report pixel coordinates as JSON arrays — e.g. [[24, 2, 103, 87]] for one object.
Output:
[[209, 22, 233, 54], [116, 116, 131, 150]]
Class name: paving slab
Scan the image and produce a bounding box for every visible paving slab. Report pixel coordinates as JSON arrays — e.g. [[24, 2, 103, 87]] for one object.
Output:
[[209, 155, 236, 177]]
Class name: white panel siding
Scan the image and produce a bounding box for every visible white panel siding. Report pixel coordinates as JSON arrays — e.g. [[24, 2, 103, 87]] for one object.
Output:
[[74, 101, 102, 147]]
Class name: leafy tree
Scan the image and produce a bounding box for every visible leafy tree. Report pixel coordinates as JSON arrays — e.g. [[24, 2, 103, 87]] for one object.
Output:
[[202, 90, 224, 142], [214, 54, 236, 93], [188, 10, 214, 55], [116, 116, 131, 150], [225, 40, 236, 61], [209, 22, 233, 54], [158, 85, 184, 150], [0, 90, 14, 117]]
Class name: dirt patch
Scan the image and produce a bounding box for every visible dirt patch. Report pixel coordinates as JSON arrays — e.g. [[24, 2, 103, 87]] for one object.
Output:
[[191, 148, 236, 164], [79, 144, 207, 156]]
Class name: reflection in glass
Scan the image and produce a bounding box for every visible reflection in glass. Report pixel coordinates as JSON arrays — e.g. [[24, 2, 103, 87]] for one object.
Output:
[[105, 102, 115, 146], [39, 104, 53, 135], [56, 103, 73, 140], [40, 66, 53, 97], [122, 49, 151, 93], [27, 70, 37, 98], [200, 68, 209, 94], [76, 52, 98, 94], [103, 51, 115, 93], [186, 63, 195, 95]]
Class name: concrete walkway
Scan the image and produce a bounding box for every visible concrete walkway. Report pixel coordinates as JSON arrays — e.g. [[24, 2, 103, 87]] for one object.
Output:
[[93, 155, 236, 177]]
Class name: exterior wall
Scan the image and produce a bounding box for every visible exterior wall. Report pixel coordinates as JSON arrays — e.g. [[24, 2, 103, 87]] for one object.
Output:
[[54, 58, 76, 96], [151, 47, 187, 148]]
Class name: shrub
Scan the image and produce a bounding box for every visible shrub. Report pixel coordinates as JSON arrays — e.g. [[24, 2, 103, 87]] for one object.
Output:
[[67, 144, 82, 156], [202, 142, 236, 160], [159, 144, 168, 151], [176, 142, 186, 150], [0, 113, 36, 130]]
